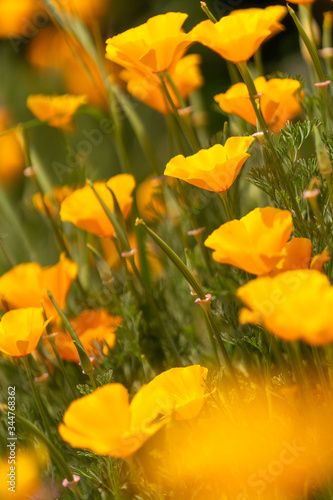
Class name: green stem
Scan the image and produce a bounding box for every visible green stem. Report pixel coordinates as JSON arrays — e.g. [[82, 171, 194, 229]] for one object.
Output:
[[218, 191, 233, 221], [135, 218, 239, 381], [237, 61, 308, 235], [14, 413, 81, 497], [22, 356, 53, 438], [159, 74, 200, 153]]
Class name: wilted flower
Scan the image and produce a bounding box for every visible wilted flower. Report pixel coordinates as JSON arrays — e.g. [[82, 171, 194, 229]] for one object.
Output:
[[59, 365, 209, 458], [0, 308, 50, 357], [47, 310, 122, 363], [204, 207, 293, 275], [214, 77, 303, 134], [189, 6, 287, 63], [238, 269, 333, 344], [26, 94, 87, 131], [60, 174, 135, 238], [164, 136, 254, 192], [105, 13, 192, 80], [120, 54, 203, 114]]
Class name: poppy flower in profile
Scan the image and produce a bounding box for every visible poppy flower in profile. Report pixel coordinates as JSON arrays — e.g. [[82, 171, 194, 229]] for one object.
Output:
[[60, 174, 135, 238], [0, 253, 78, 320], [237, 270, 333, 345], [204, 207, 293, 275], [164, 136, 254, 192], [270, 237, 330, 275], [47, 310, 122, 363], [26, 94, 87, 131], [59, 365, 209, 458], [0, 308, 50, 357], [189, 6, 287, 63], [105, 12, 192, 80], [120, 54, 203, 114], [214, 77, 303, 134]]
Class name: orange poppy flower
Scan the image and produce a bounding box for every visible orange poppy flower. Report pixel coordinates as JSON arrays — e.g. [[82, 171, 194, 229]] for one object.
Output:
[[164, 136, 254, 192], [214, 77, 303, 134], [0, 308, 50, 357], [26, 94, 87, 131], [120, 54, 203, 114], [204, 207, 293, 275], [0, 109, 24, 186], [238, 270, 333, 345], [59, 365, 209, 458], [0, 253, 78, 319], [105, 13, 192, 80], [0, 448, 42, 499], [0, 0, 38, 38], [270, 238, 330, 275], [189, 6, 287, 63], [60, 174, 135, 238], [47, 310, 122, 363]]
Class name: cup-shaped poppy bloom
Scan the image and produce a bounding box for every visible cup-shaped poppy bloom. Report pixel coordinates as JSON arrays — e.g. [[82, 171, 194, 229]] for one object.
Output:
[[60, 174, 135, 238], [47, 310, 122, 363], [204, 207, 293, 275], [0, 308, 50, 357], [59, 365, 209, 458], [237, 270, 333, 345], [105, 12, 192, 79], [189, 6, 287, 63], [120, 54, 203, 114], [0, 109, 24, 186], [214, 77, 303, 134], [0, 253, 78, 319], [26, 94, 87, 130], [164, 137, 254, 192]]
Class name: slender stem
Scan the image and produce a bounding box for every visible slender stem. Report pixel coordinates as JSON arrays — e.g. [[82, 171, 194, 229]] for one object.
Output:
[[218, 192, 233, 221], [237, 62, 308, 235], [22, 356, 53, 438], [136, 218, 239, 381], [14, 413, 81, 498], [159, 74, 200, 153]]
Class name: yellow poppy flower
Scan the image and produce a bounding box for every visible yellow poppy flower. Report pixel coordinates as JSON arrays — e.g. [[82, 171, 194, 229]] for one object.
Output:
[[59, 365, 209, 458], [60, 174, 135, 238], [214, 77, 303, 134], [0, 109, 24, 186], [204, 207, 293, 275], [105, 12, 192, 79], [136, 175, 166, 222], [189, 6, 287, 63], [0, 308, 50, 357], [0, 0, 37, 38], [47, 310, 122, 363], [0, 253, 78, 319], [33, 185, 73, 218], [0, 448, 41, 499], [238, 270, 333, 345], [26, 94, 87, 131], [164, 136, 254, 192], [120, 54, 203, 114]]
